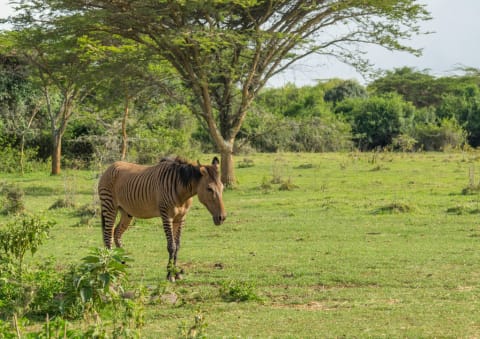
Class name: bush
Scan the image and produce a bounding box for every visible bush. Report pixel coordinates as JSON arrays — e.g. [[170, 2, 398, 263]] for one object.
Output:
[[336, 94, 415, 150], [288, 116, 352, 152], [411, 118, 467, 151], [0, 215, 55, 317], [0, 183, 25, 215], [220, 280, 261, 302], [60, 248, 134, 318], [0, 145, 38, 173]]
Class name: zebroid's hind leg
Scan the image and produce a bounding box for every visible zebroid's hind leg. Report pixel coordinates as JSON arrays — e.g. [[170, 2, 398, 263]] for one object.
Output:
[[162, 216, 178, 282], [99, 192, 117, 249], [114, 209, 133, 248]]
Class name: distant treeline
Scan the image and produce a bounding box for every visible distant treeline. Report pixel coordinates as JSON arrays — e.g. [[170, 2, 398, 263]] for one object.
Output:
[[249, 67, 479, 153], [1, 60, 479, 172]]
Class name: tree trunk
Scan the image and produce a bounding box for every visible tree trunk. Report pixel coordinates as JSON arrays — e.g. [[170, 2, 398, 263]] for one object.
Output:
[[51, 133, 62, 175], [220, 145, 236, 188]]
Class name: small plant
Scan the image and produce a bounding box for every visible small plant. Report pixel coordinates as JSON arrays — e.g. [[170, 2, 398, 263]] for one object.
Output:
[[0, 183, 25, 215], [29, 316, 84, 338], [220, 280, 260, 302], [259, 176, 272, 193], [238, 158, 254, 168], [0, 215, 55, 317], [178, 311, 208, 339], [279, 178, 299, 191], [60, 247, 144, 337], [0, 214, 54, 277]]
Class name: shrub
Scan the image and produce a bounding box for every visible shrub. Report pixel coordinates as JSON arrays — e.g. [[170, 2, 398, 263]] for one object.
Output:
[[0, 215, 55, 317], [60, 247, 134, 318], [0, 215, 54, 276], [0, 183, 25, 215], [336, 94, 415, 150], [220, 280, 260, 302], [0, 145, 38, 173], [411, 118, 467, 151]]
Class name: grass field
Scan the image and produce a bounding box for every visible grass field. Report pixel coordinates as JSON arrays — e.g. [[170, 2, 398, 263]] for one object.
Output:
[[2, 152, 480, 337]]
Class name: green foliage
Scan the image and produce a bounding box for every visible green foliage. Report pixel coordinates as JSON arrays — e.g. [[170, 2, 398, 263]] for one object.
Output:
[[60, 248, 144, 337], [220, 280, 261, 302], [237, 158, 254, 168], [0, 145, 36, 173], [4, 153, 480, 336], [324, 79, 367, 105], [391, 133, 417, 152], [369, 67, 444, 107], [0, 215, 55, 317], [177, 311, 208, 339], [64, 248, 132, 313], [131, 104, 200, 163], [0, 214, 53, 274], [250, 85, 353, 152], [0, 182, 25, 215], [26, 260, 65, 317], [336, 94, 415, 150], [437, 86, 480, 146], [63, 118, 106, 168], [410, 118, 467, 151]]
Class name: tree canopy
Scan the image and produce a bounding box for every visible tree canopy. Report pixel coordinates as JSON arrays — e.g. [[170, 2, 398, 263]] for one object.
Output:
[[12, 0, 428, 185], [3, 1, 431, 182]]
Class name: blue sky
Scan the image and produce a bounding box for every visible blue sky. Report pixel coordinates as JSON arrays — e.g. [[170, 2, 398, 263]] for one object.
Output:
[[1, 1, 479, 86]]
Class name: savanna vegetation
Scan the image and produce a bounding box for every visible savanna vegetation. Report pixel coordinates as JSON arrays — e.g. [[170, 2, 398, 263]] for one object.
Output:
[[1, 0, 480, 337], [2, 152, 480, 337]]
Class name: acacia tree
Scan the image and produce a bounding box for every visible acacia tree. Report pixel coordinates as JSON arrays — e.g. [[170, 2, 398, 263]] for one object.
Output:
[[17, 0, 429, 184], [2, 21, 107, 175]]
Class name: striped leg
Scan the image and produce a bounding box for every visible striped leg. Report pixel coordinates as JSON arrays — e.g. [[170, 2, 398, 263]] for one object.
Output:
[[114, 209, 133, 248], [173, 217, 186, 280], [100, 191, 117, 249], [162, 215, 176, 282]]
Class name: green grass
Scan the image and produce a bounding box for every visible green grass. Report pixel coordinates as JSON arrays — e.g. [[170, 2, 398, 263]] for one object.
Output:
[[2, 152, 480, 337]]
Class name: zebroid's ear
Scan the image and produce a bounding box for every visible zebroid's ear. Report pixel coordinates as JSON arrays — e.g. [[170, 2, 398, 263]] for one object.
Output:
[[212, 156, 220, 167]]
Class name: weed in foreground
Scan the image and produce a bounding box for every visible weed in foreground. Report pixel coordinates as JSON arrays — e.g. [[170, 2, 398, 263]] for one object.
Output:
[[178, 311, 208, 339], [219, 280, 261, 302]]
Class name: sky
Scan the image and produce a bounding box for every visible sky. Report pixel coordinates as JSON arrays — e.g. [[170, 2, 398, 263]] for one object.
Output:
[[1, 1, 479, 87]]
